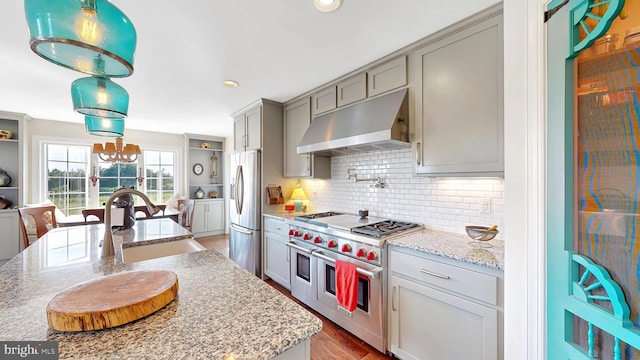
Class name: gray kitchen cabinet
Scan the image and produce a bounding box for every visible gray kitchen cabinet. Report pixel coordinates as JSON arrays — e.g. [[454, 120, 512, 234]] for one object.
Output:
[[283, 97, 330, 179], [0, 211, 19, 260], [263, 216, 290, 289], [413, 13, 503, 176], [191, 199, 224, 237], [233, 105, 262, 151], [311, 86, 337, 116], [367, 56, 407, 97], [336, 73, 367, 107], [388, 246, 503, 360]]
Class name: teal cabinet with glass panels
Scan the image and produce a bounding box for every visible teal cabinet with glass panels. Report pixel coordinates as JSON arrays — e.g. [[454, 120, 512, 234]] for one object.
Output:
[[546, 0, 640, 358]]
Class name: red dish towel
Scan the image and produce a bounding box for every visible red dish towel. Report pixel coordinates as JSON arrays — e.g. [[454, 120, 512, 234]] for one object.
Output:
[[335, 259, 358, 313]]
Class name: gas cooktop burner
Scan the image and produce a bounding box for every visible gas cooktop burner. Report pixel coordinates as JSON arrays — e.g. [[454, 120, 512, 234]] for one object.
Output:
[[294, 211, 343, 221], [351, 221, 421, 238]]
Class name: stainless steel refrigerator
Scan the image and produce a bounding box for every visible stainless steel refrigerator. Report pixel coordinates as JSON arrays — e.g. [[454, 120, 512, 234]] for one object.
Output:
[[229, 150, 262, 278]]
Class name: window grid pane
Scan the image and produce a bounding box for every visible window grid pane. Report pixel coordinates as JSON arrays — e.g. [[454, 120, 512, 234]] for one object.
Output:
[[144, 150, 175, 204], [46, 144, 90, 216]]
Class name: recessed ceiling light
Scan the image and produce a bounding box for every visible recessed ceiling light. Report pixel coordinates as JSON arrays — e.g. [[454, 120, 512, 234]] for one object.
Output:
[[314, 0, 341, 12], [222, 80, 239, 88]]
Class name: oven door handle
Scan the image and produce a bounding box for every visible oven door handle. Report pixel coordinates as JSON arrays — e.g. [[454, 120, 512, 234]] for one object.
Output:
[[285, 241, 313, 254], [312, 251, 381, 279]]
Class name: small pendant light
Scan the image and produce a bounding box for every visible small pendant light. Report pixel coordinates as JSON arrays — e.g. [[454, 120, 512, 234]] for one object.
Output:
[[24, 0, 137, 77], [85, 117, 124, 137], [72, 76, 129, 118]]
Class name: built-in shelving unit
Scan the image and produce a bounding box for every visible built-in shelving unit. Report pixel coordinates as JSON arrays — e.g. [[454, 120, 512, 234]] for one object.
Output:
[[184, 134, 225, 237], [0, 111, 28, 259], [185, 134, 225, 200]]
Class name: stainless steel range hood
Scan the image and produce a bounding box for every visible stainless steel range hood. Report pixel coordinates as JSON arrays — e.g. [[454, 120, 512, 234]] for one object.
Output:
[[297, 88, 409, 156]]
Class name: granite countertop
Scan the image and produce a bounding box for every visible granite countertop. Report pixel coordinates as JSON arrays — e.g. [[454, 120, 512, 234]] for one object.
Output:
[[386, 229, 505, 270], [264, 212, 504, 271], [0, 218, 322, 359]]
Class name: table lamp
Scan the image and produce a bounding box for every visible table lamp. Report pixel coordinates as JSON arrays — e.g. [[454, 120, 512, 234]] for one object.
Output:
[[290, 187, 307, 212]]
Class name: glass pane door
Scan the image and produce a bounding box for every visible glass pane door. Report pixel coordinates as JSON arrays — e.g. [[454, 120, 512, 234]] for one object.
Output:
[[573, 5, 640, 358], [546, 0, 640, 357]]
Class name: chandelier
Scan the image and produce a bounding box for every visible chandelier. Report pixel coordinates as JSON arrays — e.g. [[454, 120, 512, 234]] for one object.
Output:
[[93, 137, 140, 163]]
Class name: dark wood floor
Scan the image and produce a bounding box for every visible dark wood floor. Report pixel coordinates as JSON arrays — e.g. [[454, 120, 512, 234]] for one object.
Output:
[[196, 235, 393, 360]]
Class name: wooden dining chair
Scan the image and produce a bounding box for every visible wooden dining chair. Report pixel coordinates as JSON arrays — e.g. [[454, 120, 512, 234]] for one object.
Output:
[[81, 208, 105, 223], [176, 199, 195, 232], [134, 205, 153, 219], [18, 206, 57, 249]]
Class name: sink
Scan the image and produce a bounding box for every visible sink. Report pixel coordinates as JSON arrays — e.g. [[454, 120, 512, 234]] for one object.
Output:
[[122, 238, 207, 263]]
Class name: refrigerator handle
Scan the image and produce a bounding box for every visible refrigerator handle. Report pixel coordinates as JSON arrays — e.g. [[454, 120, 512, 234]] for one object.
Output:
[[234, 165, 241, 214], [230, 223, 253, 235], [237, 165, 244, 214]]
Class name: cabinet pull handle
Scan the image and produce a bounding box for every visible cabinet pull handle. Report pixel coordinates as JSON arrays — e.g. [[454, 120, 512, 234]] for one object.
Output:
[[392, 285, 397, 311], [420, 268, 450, 279], [416, 142, 421, 166], [286, 247, 290, 262]]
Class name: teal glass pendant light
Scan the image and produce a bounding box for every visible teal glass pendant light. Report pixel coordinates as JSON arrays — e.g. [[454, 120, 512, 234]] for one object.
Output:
[[85, 117, 124, 137], [24, 0, 136, 77], [72, 76, 129, 118]]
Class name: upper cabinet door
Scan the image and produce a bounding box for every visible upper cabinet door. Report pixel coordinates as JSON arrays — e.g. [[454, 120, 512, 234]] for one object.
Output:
[[233, 114, 246, 152], [244, 106, 262, 151], [414, 14, 503, 176], [337, 73, 367, 107], [367, 56, 407, 97], [284, 98, 312, 178], [312, 86, 337, 116]]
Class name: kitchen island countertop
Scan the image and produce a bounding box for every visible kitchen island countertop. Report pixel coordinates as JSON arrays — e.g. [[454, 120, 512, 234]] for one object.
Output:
[[0, 218, 321, 359]]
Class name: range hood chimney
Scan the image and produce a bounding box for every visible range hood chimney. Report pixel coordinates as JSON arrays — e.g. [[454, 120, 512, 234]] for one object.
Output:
[[297, 88, 409, 156]]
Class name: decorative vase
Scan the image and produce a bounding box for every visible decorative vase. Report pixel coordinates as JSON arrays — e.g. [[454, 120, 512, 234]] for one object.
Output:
[[195, 187, 205, 199], [0, 168, 11, 187]]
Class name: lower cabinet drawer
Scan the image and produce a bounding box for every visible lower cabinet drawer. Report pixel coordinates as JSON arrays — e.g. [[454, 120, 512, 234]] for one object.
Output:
[[389, 249, 497, 305], [264, 216, 287, 234]]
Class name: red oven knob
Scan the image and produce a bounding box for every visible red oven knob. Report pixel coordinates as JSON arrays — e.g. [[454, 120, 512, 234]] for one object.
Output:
[[294, 231, 301, 237], [356, 248, 366, 257], [328, 240, 338, 248], [313, 236, 322, 244], [289, 229, 294, 236], [366, 251, 377, 261], [303, 233, 311, 240], [341, 244, 352, 253]]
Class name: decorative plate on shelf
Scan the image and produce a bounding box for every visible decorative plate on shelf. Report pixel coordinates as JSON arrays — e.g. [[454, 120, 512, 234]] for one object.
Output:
[[193, 163, 203, 176]]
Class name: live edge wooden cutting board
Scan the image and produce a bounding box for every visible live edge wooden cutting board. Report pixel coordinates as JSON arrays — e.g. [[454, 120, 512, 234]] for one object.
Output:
[[46, 270, 179, 332]]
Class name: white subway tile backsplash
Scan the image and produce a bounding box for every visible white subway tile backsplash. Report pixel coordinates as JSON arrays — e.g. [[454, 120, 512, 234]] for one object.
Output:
[[302, 148, 505, 239]]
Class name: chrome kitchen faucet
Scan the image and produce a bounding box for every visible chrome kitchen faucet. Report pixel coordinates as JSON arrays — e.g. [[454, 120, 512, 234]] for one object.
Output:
[[101, 188, 161, 258]]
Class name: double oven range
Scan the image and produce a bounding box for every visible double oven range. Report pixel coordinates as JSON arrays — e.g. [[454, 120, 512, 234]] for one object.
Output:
[[284, 211, 422, 353]]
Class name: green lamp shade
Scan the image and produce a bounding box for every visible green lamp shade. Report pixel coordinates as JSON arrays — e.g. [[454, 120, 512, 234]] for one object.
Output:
[[72, 76, 129, 118], [85, 117, 124, 137], [25, 0, 137, 77]]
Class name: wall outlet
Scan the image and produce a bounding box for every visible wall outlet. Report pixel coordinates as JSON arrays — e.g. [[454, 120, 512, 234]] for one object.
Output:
[[311, 191, 318, 200], [479, 198, 491, 214]]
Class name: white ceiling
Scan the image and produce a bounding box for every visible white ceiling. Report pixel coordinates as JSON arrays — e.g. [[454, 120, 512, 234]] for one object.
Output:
[[0, 0, 499, 138]]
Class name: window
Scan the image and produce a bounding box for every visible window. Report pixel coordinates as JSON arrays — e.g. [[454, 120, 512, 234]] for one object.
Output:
[[46, 144, 90, 216], [42, 141, 179, 210], [97, 161, 139, 205], [144, 150, 175, 204]]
